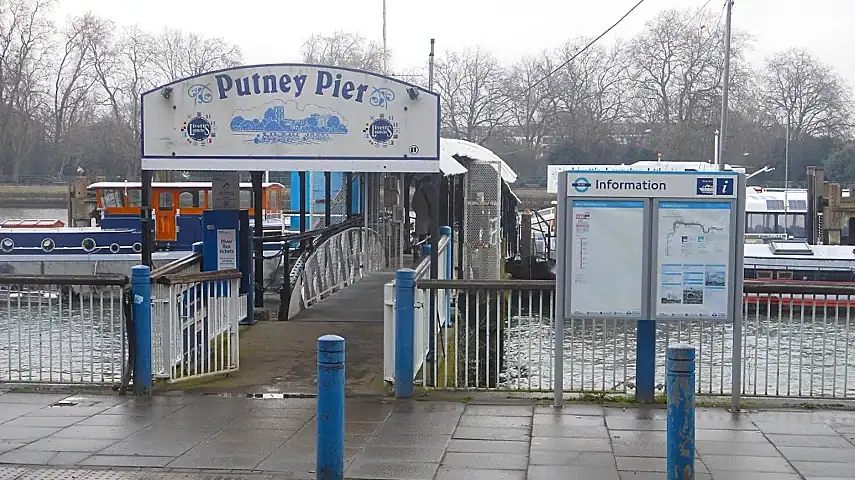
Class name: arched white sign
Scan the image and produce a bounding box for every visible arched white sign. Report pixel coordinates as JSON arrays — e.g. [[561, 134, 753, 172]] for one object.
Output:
[[141, 64, 440, 172]]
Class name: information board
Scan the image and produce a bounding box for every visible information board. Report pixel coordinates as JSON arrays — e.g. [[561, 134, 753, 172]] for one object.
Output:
[[568, 200, 645, 318], [556, 170, 744, 323], [654, 201, 732, 319]]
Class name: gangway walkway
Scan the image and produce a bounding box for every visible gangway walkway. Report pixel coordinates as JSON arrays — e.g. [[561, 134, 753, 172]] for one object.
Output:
[[165, 263, 398, 396], [289, 270, 396, 323]]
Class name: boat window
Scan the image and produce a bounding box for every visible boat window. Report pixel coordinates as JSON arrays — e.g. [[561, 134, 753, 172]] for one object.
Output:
[[747, 213, 779, 233], [158, 192, 173, 211], [268, 189, 280, 211], [777, 271, 793, 280], [240, 190, 253, 209], [178, 190, 203, 208], [784, 213, 806, 238], [766, 199, 785, 210], [127, 189, 142, 207], [756, 270, 773, 279], [101, 189, 124, 208], [788, 200, 807, 210]]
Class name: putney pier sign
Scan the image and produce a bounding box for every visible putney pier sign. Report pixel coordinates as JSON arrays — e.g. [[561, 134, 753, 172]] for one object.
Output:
[[141, 63, 441, 173]]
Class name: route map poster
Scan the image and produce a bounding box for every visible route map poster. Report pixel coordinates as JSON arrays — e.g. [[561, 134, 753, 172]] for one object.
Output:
[[655, 201, 732, 319], [569, 200, 644, 318]]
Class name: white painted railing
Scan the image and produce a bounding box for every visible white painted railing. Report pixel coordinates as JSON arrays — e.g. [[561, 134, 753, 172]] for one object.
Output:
[[150, 265, 243, 382], [298, 227, 384, 310], [383, 232, 452, 383]]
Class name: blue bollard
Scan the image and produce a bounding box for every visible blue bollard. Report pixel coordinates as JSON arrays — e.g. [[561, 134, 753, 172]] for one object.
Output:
[[317, 335, 345, 480], [636, 320, 656, 402], [667, 344, 696, 479], [395, 268, 416, 398], [130, 265, 152, 395]]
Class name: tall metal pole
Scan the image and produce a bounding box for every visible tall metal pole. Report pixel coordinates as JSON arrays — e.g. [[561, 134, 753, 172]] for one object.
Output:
[[428, 39, 435, 91], [785, 118, 790, 212], [382, 0, 387, 74], [714, 130, 720, 167], [718, 0, 733, 171], [140, 170, 153, 267]]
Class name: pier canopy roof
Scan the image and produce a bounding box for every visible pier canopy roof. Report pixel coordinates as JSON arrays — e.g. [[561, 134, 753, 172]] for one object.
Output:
[[439, 138, 517, 183], [140, 63, 440, 173]]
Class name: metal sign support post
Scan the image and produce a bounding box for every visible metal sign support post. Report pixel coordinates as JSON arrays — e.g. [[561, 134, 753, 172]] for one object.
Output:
[[555, 171, 745, 405], [553, 175, 568, 407]]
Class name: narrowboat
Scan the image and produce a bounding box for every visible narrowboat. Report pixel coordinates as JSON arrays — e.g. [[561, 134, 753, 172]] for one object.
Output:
[[0, 181, 296, 287], [0, 181, 289, 257]]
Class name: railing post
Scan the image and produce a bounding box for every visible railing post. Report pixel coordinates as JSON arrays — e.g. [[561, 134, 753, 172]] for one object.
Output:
[[440, 226, 452, 326], [667, 344, 695, 479], [636, 320, 656, 403], [131, 265, 152, 395], [395, 268, 416, 398], [317, 334, 345, 480]]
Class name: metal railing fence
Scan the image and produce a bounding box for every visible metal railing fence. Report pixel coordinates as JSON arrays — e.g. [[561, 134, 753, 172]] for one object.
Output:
[[411, 278, 855, 400], [150, 255, 242, 382], [0, 274, 129, 385]]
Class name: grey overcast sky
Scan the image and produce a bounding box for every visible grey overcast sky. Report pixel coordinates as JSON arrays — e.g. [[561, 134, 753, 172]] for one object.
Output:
[[53, 0, 855, 91]]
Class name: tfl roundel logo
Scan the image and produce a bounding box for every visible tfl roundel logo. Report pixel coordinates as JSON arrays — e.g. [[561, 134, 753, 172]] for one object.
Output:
[[572, 177, 591, 193]]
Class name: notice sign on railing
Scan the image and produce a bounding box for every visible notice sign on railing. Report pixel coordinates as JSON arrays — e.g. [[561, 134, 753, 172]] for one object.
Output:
[[568, 200, 645, 318], [556, 171, 745, 323], [655, 201, 732, 319], [217, 229, 237, 270]]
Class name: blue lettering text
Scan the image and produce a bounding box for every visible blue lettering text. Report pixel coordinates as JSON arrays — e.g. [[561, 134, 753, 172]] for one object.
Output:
[[213, 71, 369, 102]]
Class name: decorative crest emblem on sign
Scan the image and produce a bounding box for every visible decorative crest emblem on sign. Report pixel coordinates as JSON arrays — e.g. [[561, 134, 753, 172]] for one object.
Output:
[[364, 114, 398, 148], [182, 112, 217, 146], [368, 87, 395, 109], [187, 84, 213, 105]]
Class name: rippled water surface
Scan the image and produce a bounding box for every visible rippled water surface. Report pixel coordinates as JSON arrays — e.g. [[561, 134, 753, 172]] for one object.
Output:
[[0, 292, 126, 384], [498, 307, 855, 398]]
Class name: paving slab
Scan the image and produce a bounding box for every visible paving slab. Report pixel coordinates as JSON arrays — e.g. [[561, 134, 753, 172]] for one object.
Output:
[[0, 393, 854, 479]]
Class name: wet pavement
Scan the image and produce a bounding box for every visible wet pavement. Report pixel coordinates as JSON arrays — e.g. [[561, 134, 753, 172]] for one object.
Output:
[[0, 392, 854, 479], [159, 271, 395, 397]]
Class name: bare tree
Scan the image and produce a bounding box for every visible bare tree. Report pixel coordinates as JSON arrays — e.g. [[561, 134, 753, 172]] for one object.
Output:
[[50, 13, 111, 174], [434, 47, 508, 144], [149, 28, 242, 83], [760, 48, 852, 139], [504, 51, 559, 152], [550, 39, 631, 151], [89, 23, 154, 177], [628, 8, 748, 158], [300, 31, 388, 73]]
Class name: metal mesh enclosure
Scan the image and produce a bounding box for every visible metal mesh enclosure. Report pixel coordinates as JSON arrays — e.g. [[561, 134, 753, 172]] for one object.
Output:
[[463, 160, 503, 280], [364, 172, 407, 270]]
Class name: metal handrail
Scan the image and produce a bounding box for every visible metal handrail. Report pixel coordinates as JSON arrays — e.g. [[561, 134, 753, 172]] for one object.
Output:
[[416, 278, 855, 296], [150, 252, 202, 278], [0, 274, 129, 286], [154, 269, 241, 286]]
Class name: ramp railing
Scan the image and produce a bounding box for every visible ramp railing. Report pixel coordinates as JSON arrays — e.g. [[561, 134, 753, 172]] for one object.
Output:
[[150, 269, 242, 382], [384, 227, 453, 384]]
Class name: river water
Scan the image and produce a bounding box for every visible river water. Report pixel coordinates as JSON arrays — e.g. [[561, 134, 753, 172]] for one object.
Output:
[[501, 306, 855, 399], [0, 207, 125, 383], [2, 207, 854, 398], [0, 207, 68, 222]]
